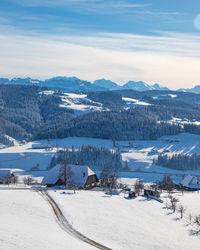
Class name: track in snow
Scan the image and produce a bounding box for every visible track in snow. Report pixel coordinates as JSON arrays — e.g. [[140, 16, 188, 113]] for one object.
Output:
[[40, 190, 112, 250]]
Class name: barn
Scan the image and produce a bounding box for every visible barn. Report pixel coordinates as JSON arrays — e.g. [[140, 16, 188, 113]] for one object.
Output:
[[180, 175, 200, 190], [42, 164, 99, 188]]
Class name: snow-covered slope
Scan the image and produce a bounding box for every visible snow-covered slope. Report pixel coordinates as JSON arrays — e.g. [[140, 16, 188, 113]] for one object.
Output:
[[1, 133, 200, 183], [41, 90, 152, 114], [0, 190, 93, 250], [122, 97, 151, 108], [122, 81, 154, 91], [59, 92, 104, 115], [51, 190, 200, 250], [121, 133, 200, 176]]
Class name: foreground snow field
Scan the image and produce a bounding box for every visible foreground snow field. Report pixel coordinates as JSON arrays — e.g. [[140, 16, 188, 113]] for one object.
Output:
[[51, 190, 200, 250], [0, 190, 94, 250]]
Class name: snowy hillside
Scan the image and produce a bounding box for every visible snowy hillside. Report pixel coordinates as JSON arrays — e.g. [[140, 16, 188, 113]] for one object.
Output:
[[59, 93, 105, 115], [51, 190, 200, 250], [122, 97, 151, 108], [1, 133, 200, 184], [40, 90, 151, 114], [0, 190, 94, 250]]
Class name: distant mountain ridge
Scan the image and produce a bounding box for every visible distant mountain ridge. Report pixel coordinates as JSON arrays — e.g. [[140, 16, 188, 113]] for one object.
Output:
[[0, 76, 198, 93], [0, 77, 169, 92], [178, 85, 200, 94]]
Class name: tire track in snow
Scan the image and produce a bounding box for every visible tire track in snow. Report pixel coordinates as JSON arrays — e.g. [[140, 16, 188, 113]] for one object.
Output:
[[40, 190, 112, 250]]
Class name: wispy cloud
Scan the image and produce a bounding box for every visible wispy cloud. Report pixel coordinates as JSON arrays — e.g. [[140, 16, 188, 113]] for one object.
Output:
[[12, 0, 151, 8], [10, 0, 153, 15], [46, 31, 200, 58], [0, 29, 200, 89]]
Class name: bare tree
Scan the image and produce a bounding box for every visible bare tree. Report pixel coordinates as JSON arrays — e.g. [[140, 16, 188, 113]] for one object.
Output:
[[11, 175, 19, 185], [109, 172, 118, 195], [169, 195, 179, 213], [60, 160, 74, 188], [3, 175, 12, 186], [180, 185, 185, 196], [134, 179, 144, 195], [194, 215, 200, 229], [178, 204, 186, 218], [59, 149, 75, 190], [188, 213, 193, 224], [23, 176, 34, 185], [100, 167, 118, 195], [164, 199, 169, 209], [159, 175, 175, 193]]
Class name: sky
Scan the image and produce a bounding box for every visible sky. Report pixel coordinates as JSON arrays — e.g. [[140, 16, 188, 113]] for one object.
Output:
[[0, 0, 200, 89]]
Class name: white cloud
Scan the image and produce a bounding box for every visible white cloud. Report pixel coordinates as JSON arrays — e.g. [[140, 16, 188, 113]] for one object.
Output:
[[0, 31, 200, 89]]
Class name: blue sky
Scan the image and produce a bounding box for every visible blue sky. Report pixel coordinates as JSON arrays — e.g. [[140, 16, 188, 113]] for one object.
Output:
[[0, 0, 200, 89]]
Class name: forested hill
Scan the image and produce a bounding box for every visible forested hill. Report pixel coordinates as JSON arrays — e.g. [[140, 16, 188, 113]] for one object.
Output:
[[0, 85, 73, 145], [1, 84, 200, 146]]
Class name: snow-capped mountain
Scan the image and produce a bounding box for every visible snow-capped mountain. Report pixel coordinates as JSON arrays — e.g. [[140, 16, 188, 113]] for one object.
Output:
[[93, 79, 119, 90], [0, 76, 180, 93], [10, 77, 42, 85], [43, 76, 106, 92], [122, 81, 154, 91], [0, 76, 105, 92], [152, 83, 169, 91]]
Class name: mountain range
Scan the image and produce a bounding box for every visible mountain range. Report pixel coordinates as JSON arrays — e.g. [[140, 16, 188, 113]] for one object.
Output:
[[0, 76, 199, 93]]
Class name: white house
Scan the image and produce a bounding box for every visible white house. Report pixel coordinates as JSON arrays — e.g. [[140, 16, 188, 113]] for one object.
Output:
[[42, 164, 99, 188], [180, 175, 200, 190]]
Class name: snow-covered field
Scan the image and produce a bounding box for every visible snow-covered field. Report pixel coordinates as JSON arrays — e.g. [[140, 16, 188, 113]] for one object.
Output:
[[171, 191, 200, 216], [59, 93, 104, 115], [51, 190, 200, 250], [1, 133, 200, 183], [122, 97, 151, 108], [0, 190, 94, 250], [122, 133, 200, 175], [2, 189, 200, 249]]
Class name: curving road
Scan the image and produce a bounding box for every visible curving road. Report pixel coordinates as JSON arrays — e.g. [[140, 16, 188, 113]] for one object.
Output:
[[40, 190, 112, 250]]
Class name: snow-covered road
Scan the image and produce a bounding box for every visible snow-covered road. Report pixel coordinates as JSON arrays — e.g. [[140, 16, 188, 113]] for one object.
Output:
[[40, 190, 111, 250]]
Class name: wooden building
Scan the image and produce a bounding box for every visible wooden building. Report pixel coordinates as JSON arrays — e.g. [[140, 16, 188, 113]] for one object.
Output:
[[42, 164, 99, 188], [144, 189, 160, 198], [128, 191, 136, 198]]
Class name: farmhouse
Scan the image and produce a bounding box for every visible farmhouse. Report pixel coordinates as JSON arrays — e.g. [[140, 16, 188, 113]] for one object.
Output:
[[0, 169, 14, 184], [180, 175, 200, 190], [128, 191, 136, 198], [42, 164, 99, 188], [144, 189, 160, 198]]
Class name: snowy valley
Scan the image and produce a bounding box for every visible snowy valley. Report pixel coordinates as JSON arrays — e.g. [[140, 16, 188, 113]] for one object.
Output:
[[1, 84, 200, 249]]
